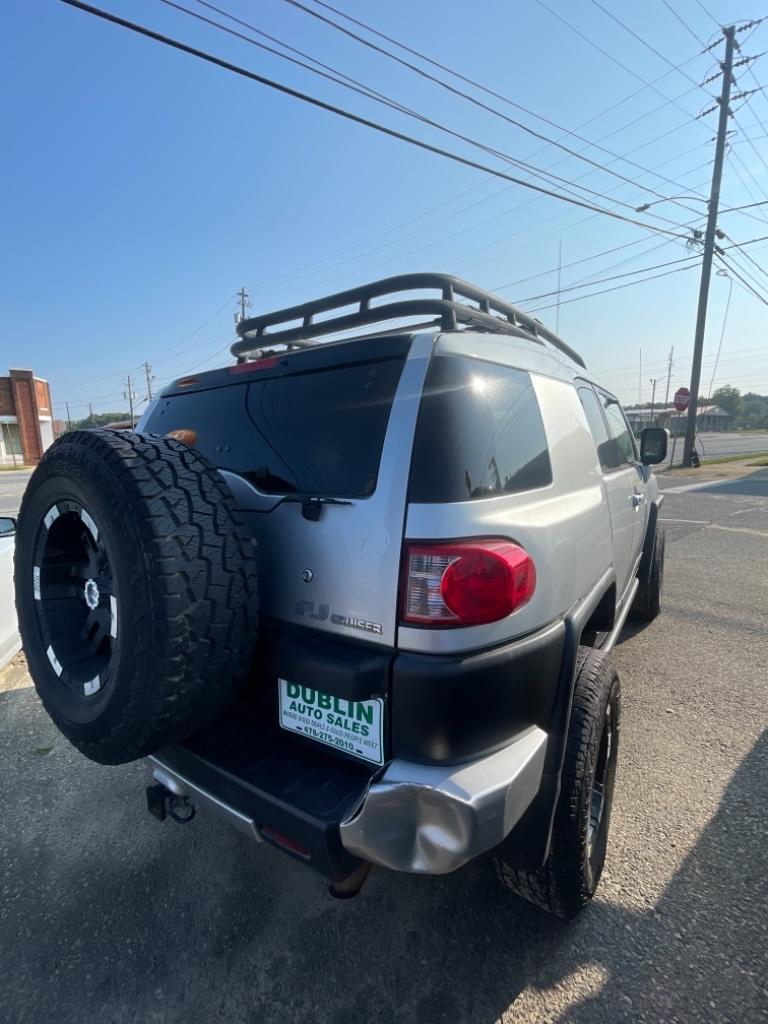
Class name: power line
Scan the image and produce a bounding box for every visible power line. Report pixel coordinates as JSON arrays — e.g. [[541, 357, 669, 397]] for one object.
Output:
[[231, 30, 733, 291], [526, 261, 700, 314], [245, 142, 717, 300], [511, 253, 700, 305], [162, 0, 696, 226], [723, 231, 768, 281], [692, 0, 720, 30], [60, 1, 695, 241], [726, 149, 768, 220], [659, 0, 708, 48], [281, 0, 709, 216], [589, 0, 710, 94], [536, 0, 710, 129], [717, 246, 768, 297], [716, 252, 768, 303]]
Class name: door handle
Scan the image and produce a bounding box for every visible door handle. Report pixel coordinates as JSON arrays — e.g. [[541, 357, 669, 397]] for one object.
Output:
[[632, 491, 644, 507]]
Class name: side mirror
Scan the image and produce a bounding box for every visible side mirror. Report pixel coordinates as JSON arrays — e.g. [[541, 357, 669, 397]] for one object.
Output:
[[0, 517, 17, 537], [640, 427, 669, 466]]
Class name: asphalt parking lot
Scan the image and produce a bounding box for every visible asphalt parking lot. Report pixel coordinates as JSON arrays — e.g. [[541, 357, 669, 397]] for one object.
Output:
[[1, 468, 767, 1024]]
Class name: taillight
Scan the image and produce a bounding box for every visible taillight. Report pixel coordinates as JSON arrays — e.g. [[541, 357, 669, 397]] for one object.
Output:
[[402, 539, 536, 627]]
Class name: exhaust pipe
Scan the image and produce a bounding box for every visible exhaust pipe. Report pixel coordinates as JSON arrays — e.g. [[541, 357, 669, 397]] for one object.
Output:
[[329, 860, 373, 899]]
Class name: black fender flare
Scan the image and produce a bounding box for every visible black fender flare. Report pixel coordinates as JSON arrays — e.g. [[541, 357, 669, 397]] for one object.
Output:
[[638, 498, 662, 586], [496, 568, 617, 870]]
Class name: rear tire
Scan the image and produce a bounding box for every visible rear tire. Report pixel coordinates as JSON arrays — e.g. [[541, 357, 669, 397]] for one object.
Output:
[[632, 527, 665, 622], [15, 430, 259, 765], [495, 648, 621, 920]]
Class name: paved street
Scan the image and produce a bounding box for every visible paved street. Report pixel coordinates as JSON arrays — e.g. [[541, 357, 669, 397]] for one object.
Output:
[[1, 469, 767, 1024], [663, 430, 768, 465], [0, 469, 32, 518]]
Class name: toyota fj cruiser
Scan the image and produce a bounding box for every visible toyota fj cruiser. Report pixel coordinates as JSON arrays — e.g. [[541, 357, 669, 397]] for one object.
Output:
[[15, 274, 667, 919]]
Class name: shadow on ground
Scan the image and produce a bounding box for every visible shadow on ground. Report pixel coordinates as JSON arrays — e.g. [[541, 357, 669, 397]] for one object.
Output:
[[2, 685, 766, 1024], [696, 468, 768, 498]]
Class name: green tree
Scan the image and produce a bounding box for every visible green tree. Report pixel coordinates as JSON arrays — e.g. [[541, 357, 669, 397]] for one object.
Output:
[[67, 411, 132, 431], [710, 386, 743, 418]]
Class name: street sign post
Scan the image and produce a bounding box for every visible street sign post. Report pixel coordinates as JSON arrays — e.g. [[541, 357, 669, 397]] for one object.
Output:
[[674, 387, 691, 413]]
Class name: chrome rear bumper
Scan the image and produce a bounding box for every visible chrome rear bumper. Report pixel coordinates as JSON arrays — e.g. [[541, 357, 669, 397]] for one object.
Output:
[[339, 727, 547, 874]]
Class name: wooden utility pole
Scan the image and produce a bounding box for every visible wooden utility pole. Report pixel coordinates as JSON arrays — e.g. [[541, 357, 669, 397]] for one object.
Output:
[[683, 25, 735, 466], [236, 286, 250, 323], [664, 345, 674, 408], [144, 361, 154, 401], [124, 376, 137, 429]]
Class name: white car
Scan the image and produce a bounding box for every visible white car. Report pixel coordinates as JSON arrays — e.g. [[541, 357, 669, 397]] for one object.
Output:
[[0, 517, 21, 670]]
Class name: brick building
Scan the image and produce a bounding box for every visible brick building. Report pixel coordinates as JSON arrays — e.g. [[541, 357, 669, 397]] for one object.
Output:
[[0, 369, 55, 466]]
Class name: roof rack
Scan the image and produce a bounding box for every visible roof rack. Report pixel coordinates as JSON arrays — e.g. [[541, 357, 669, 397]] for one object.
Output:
[[232, 273, 585, 368]]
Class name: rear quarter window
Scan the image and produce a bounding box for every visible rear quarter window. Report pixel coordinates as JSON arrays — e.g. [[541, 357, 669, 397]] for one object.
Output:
[[409, 355, 552, 503]]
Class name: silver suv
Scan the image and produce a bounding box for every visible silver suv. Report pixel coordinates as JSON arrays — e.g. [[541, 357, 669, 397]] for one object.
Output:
[[15, 274, 667, 919]]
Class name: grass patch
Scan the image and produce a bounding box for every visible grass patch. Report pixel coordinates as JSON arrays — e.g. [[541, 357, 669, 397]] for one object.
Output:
[[747, 456, 768, 467], [0, 465, 30, 471], [700, 452, 768, 465]]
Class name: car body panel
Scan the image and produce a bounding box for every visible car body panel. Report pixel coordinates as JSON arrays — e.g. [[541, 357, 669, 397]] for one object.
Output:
[[0, 530, 21, 670]]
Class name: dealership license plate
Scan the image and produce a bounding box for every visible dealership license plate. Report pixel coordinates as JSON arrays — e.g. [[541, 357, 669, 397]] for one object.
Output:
[[278, 679, 384, 766]]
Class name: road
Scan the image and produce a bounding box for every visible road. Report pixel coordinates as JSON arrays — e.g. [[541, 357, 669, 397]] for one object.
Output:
[[664, 430, 768, 465], [0, 468, 32, 517], [1, 470, 767, 1024]]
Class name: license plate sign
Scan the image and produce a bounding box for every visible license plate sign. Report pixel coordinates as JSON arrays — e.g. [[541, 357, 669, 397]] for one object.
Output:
[[278, 680, 384, 766]]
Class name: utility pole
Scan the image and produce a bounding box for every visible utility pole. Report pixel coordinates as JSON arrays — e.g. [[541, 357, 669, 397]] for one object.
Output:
[[638, 349, 642, 404], [235, 286, 251, 324], [649, 378, 658, 427], [65, 402, 72, 432], [664, 345, 674, 408], [144, 360, 154, 401], [88, 401, 94, 426], [683, 24, 735, 466], [555, 240, 563, 334], [124, 376, 137, 430]]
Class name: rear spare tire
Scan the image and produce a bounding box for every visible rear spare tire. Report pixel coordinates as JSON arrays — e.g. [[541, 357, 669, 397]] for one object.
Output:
[[15, 430, 259, 765]]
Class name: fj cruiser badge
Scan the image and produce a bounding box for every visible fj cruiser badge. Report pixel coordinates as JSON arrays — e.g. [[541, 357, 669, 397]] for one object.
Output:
[[295, 601, 383, 635]]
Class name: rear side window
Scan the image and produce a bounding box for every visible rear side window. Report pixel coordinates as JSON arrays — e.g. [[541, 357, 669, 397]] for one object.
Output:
[[246, 356, 406, 497], [409, 355, 552, 503], [577, 385, 616, 472], [599, 392, 639, 465]]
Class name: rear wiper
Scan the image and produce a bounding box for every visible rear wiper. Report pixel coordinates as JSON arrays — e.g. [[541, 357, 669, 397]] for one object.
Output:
[[280, 495, 353, 521]]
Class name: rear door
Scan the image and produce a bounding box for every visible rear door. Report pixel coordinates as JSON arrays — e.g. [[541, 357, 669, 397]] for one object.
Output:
[[144, 333, 434, 649], [577, 385, 638, 601], [598, 391, 647, 574]]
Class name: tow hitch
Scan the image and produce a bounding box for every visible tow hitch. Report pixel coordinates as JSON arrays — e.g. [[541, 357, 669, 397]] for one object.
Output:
[[146, 783, 196, 824]]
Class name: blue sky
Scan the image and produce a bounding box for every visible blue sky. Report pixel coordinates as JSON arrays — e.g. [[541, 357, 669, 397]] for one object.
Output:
[[1, 0, 767, 421]]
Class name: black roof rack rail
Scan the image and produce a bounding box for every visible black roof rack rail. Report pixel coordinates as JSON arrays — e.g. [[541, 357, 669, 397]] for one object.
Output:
[[232, 273, 585, 368]]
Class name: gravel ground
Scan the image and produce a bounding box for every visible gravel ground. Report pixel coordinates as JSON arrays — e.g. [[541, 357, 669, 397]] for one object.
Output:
[[1, 470, 766, 1024]]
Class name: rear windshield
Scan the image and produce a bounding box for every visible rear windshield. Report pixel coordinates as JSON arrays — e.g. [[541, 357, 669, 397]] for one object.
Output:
[[409, 354, 552, 503], [244, 354, 406, 497]]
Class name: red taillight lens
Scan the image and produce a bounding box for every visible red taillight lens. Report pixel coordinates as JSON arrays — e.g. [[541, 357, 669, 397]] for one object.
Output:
[[402, 540, 536, 627]]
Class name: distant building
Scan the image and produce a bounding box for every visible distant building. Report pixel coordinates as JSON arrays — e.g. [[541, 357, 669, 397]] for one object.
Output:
[[0, 369, 55, 466], [624, 403, 731, 435]]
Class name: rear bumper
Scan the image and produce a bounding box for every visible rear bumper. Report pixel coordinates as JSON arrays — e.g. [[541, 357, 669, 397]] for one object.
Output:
[[147, 723, 547, 876], [339, 726, 547, 873], [144, 615, 573, 879]]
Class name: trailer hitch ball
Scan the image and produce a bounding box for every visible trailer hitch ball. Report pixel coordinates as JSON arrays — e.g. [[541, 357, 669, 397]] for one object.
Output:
[[146, 783, 196, 824]]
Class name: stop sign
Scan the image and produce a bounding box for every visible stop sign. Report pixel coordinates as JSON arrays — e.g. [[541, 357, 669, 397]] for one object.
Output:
[[674, 387, 691, 412]]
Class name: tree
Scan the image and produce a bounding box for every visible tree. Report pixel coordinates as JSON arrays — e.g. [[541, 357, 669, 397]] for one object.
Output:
[[710, 386, 742, 418], [67, 411, 132, 431]]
